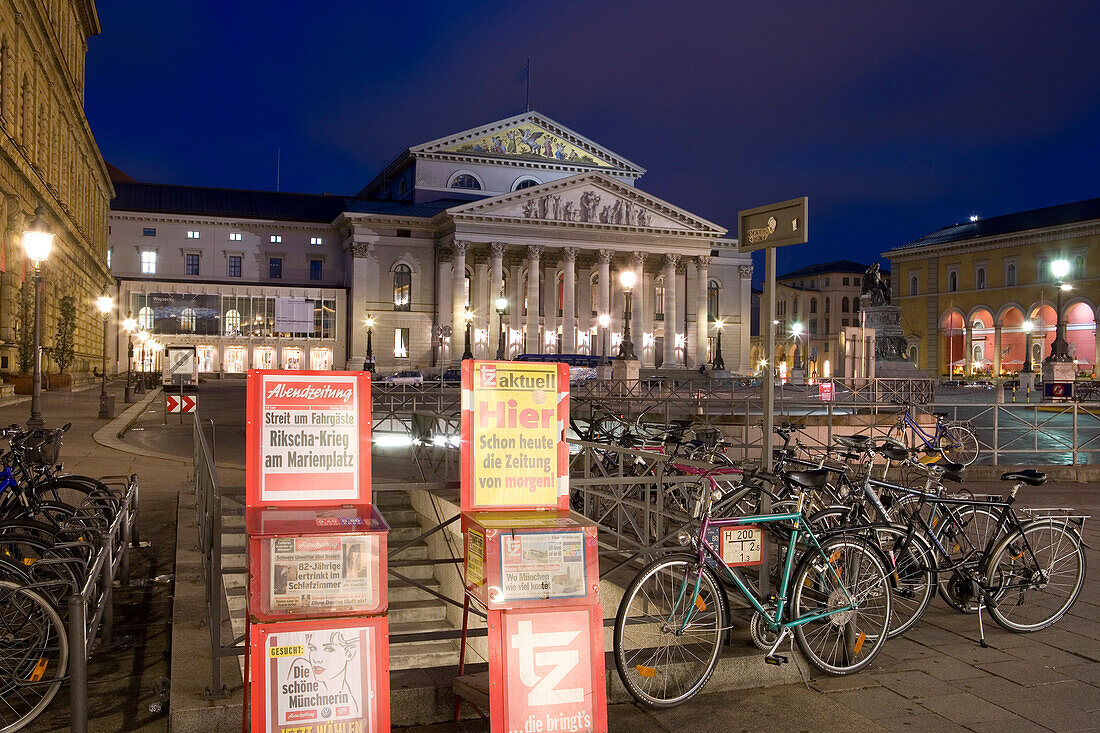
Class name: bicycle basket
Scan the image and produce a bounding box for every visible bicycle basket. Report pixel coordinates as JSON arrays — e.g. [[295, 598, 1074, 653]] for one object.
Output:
[[694, 427, 721, 448], [24, 429, 62, 465]]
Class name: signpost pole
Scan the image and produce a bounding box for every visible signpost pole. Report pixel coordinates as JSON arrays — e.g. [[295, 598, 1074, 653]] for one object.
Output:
[[759, 247, 776, 597]]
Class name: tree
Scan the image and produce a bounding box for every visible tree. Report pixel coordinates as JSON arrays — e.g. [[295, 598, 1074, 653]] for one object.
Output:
[[54, 295, 75, 373], [15, 279, 34, 375]]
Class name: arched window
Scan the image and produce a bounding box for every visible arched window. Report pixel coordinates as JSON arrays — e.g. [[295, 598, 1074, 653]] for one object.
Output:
[[654, 278, 665, 320], [792, 297, 799, 316], [513, 177, 540, 191], [949, 271, 958, 292], [809, 319, 818, 334], [138, 306, 154, 331], [1075, 255, 1085, 278], [909, 345, 919, 365], [450, 173, 481, 190], [1006, 263, 1017, 286], [224, 309, 241, 336], [393, 264, 411, 311], [499, 272, 510, 314], [841, 297, 849, 313], [180, 307, 196, 332], [824, 298, 830, 313], [853, 299, 860, 313], [590, 273, 599, 317], [707, 280, 719, 321], [464, 267, 472, 308], [810, 298, 817, 314], [910, 274, 919, 295], [976, 267, 986, 289]]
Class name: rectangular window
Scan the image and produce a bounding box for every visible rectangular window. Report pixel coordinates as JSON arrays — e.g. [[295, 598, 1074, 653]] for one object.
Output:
[[228, 256, 242, 277], [824, 278, 830, 286], [229, 232, 242, 241], [186, 230, 200, 239], [842, 318, 849, 328], [106, 248, 112, 269], [842, 277, 849, 286], [269, 258, 282, 279], [394, 327, 410, 358], [141, 250, 157, 274], [309, 259, 322, 280], [310, 237, 323, 245], [143, 227, 156, 237], [396, 229, 411, 238], [270, 235, 282, 243], [186, 253, 200, 275]]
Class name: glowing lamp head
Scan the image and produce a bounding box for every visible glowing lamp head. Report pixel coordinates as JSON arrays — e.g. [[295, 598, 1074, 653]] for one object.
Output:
[[96, 296, 113, 315], [1060, 283, 1073, 292], [1051, 259, 1070, 279], [619, 270, 636, 291], [138, 330, 149, 343], [598, 313, 610, 328], [365, 314, 375, 329], [792, 322, 803, 336], [1022, 321, 1033, 333], [123, 316, 137, 332], [495, 295, 507, 312], [715, 319, 724, 331], [22, 206, 54, 265], [464, 309, 474, 323]]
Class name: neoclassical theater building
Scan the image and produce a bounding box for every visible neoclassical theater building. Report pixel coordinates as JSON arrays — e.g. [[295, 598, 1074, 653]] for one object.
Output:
[[107, 112, 753, 375]]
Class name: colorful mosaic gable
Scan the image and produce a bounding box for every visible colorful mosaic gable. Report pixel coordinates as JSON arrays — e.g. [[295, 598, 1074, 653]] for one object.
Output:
[[443, 125, 614, 167]]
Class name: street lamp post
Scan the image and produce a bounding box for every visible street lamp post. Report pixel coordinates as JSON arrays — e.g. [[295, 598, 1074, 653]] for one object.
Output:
[[462, 309, 474, 361], [712, 319, 725, 371], [597, 313, 610, 367], [617, 271, 637, 360], [23, 206, 53, 430], [1047, 260, 1073, 362], [1020, 321, 1034, 373], [97, 295, 113, 418], [135, 330, 148, 394], [123, 316, 136, 402], [791, 322, 804, 370], [364, 315, 375, 373], [495, 295, 507, 360]]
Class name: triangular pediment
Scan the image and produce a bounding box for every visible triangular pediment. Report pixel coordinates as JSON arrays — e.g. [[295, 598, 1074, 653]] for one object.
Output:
[[445, 173, 726, 235], [410, 112, 644, 175]]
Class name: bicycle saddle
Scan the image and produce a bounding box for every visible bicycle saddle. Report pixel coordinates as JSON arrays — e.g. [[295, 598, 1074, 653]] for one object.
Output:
[[1000, 469, 1046, 486], [940, 462, 965, 483], [785, 469, 829, 490], [933, 411, 951, 418], [834, 435, 871, 450], [880, 445, 910, 462]]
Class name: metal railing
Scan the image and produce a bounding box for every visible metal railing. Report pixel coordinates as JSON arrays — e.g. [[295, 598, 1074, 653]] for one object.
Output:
[[67, 473, 141, 733], [193, 415, 242, 699]]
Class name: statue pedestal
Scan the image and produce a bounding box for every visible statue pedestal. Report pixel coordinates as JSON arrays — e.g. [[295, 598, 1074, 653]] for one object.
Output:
[[613, 359, 640, 383], [790, 367, 805, 385], [861, 302, 925, 377], [1019, 369, 1038, 394], [1041, 360, 1076, 399]]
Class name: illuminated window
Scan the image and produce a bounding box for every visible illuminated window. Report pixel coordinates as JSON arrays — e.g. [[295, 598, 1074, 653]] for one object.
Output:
[[654, 280, 665, 321], [224, 309, 241, 336], [229, 232, 242, 241], [138, 306, 154, 330], [393, 264, 412, 311], [141, 251, 156, 274], [270, 234, 282, 243], [180, 308, 196, 332], [310, 237, 323, 245], [394, 327, 410, 358], [106, 248, 112, 269], [186, 230, 200, 239], [707, 280, 719, 321]]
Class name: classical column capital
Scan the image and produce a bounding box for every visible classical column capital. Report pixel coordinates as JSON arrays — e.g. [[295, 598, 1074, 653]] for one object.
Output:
[[596, 248, 613, 264], [527, 244, 543, 261], [696, 255, 711, 269], [349, 242, 374, 258], [453, 240, 470, 256], [631, 251, 647, 266], [665, 253, 681, 269], [739, 264, 753, 279], [562, 247, 578, 263], [489, 241, 506, 258]]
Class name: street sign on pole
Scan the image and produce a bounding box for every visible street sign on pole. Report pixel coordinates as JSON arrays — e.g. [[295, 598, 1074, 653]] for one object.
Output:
[[166, 394, 197, 413], [738, 197, 809, 597]]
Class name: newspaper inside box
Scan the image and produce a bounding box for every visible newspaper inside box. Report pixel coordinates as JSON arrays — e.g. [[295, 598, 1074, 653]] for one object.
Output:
[[247, 504, 389, 621], [463, 510, 599, 609], [247, 615, 389, 733]]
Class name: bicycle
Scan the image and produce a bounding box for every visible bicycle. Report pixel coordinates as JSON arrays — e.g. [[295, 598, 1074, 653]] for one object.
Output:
[[613, 466, 892, 708], [886, 404, 979, 466]]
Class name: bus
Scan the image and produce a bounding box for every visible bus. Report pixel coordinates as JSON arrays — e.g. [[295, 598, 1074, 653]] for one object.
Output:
[[512, 353, 611, 383]]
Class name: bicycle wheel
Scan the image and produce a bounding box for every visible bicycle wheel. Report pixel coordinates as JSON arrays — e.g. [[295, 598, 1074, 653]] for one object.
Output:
[[871, 526, 936, 638], [0, 580, 69, 733], [985, 520, 1086, 632], [791, 536, 892, 675], [939, 425, 979, 466], [935, 505, 1002, 613], [614, 554, 726, 708]]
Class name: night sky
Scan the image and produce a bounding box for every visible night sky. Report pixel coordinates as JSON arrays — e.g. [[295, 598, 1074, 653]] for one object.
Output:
[[86, 1, 1100, 279]]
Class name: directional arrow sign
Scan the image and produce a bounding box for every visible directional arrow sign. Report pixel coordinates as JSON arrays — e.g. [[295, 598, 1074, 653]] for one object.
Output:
[[166, 395, 197, 413]]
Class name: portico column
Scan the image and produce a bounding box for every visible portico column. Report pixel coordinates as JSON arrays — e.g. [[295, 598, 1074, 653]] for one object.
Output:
[[695, 256, 710, 368], [597, 248, 611, 321], [437, 251, 453, 366], [663, 254, 679, 367], [631, 252, 647, 363], [526, 245, 542, 352], [562, 248, 577, 353], [964, 325, 973, 376], [489, 242, 505, 356], [451, 241, 469, 363], [993, 325, 1002, 376], [1094, 307, 1100, 375]]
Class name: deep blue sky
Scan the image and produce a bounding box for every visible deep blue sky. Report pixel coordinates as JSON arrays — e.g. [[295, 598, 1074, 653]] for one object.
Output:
[[86, 1, 1100, 278]]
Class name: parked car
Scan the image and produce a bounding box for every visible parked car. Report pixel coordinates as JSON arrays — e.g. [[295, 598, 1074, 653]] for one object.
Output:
[[569, 366, 598, 384], [939, 379, 965, 388], [441, 369, 462, 383], [382, 370, 424, 385]]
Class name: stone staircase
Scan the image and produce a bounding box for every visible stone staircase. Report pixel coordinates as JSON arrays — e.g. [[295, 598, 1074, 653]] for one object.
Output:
[[218, 491, 461, 674]]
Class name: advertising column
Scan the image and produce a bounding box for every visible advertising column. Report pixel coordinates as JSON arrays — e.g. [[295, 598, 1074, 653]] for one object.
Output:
[[244, 369, 390, 733], [459, 360, 608, 733]]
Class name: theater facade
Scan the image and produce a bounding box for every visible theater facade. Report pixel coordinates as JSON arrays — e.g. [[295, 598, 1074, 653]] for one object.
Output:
[[107, 112, 753, 376]]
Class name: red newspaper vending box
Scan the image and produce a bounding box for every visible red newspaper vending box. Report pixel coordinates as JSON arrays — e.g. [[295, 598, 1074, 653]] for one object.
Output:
[[247, 504, 389, 622], [248, 615, 390, 733], [487, 605, 607, 733], [462, 510, 599, 610]]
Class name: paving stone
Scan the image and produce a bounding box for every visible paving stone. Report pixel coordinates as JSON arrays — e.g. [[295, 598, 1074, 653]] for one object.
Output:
[[873, 712, 971, 732], [963, 716, 1054, 733], [997, 699, 1099, 732], [827, 686, 921, 720], [1003, 639, 1093, 668], [883, 636, 941, 660], [956, 676, 1036, 706], [975, 659, 1073, 687], [870, 670, 958, 699], [916, 692, 1018, 724], [895, 654, 990, 681], [1060, 662, 1100, 686], [808, 675, 882, 693], [934, 641, 1017, 666]]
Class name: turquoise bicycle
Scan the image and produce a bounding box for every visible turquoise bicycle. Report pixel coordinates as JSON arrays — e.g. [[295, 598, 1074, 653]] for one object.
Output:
[[613, 467, 892, 708]]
